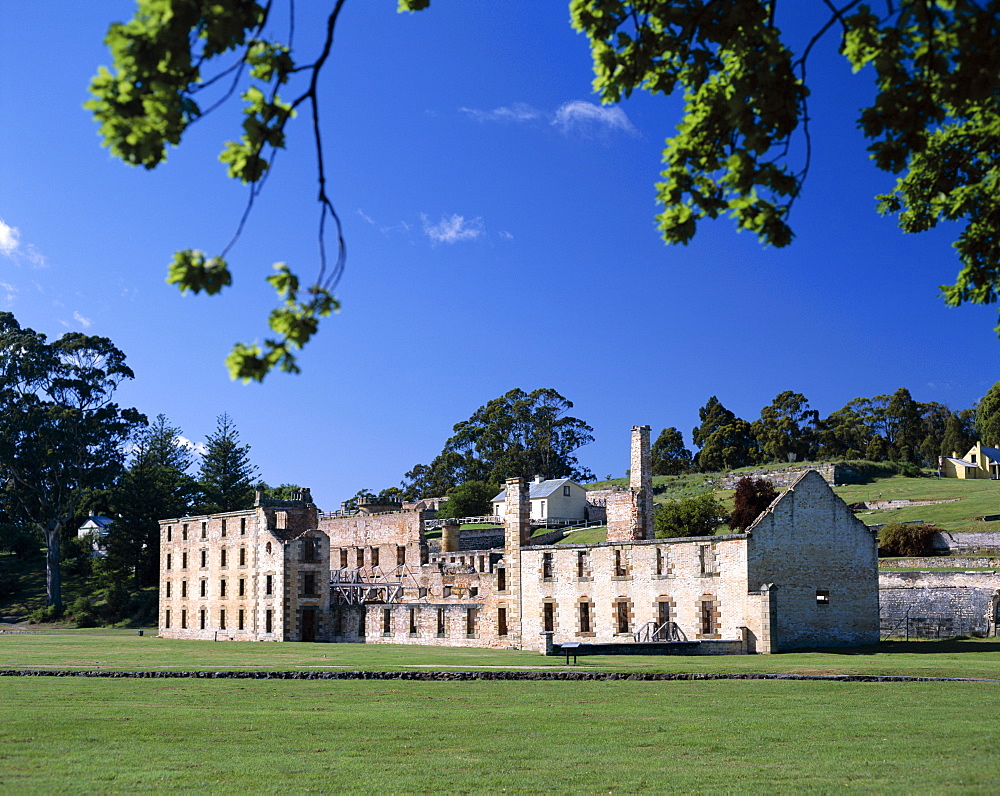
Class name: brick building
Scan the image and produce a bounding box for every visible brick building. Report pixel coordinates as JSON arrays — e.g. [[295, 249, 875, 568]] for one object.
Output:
[[158, 428, 879, 653]]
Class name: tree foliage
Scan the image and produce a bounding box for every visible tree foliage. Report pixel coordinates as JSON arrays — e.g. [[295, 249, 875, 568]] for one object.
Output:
[[650, 426, 693, 475], [977, 381, 1000, 447], [654, 492, 727, 538], [436, 480, 498, 520], [90, 1, 1000, 379], [693, 397, 758, 472], [401, 388, 594, 498], [878, 522, 941, 557], [753, 391, 819, 463], [729, 476, 778, 531], [196, 413, 258, 514], [573, 1, 1000, 334], [103, 415, 200, 589], [0, 312, 144, 608]]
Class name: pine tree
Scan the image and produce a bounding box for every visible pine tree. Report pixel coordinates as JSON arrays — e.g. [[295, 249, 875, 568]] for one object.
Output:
[[196, 413, 258, 513], [650, 427, 693, 475]]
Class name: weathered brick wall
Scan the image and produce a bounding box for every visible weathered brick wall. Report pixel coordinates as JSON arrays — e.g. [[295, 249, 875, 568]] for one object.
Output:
[[518, 535, 752, 652], [362, 601, 512, 649], [745, 470, 880, 650], [319, 510, 426, 570], [879, 570, 1000, 637], [281, 530, 332, 642]]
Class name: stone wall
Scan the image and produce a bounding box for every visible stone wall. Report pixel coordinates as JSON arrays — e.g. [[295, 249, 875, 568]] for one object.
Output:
[[879, 570, 1000, 637], [319, 510, 427, 570], [744, 470, 880, 650], [718, 462, 878, 489], [931, 531, 1000, 552]]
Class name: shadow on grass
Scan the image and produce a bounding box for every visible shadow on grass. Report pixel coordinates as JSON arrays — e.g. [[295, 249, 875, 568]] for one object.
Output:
[[801, 638, 1000, 656]]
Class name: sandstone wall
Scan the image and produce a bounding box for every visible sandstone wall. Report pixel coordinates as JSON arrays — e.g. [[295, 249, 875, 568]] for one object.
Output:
[[879, 570, 1000, 637]]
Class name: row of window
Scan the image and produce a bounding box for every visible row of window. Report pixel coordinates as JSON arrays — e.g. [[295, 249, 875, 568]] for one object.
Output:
[[534, 597, 716, 637], [166, 518, 249, 542], [535, 546, 718, 582], [380, 606, 479, 638], [164, 607, 273, 634], [164, 574, 276, 599], [165, 548, 248, 570], [337, 545, 405, 569]]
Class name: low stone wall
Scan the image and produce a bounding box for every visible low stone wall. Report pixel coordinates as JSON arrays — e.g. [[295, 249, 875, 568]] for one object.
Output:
[[932, 531, 1000, 552], [879, 557, 999, 569], [879, 570, 1000, 638]]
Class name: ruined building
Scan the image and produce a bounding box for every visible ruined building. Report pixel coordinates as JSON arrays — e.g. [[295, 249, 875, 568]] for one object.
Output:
[[158, 427, 879, 653]]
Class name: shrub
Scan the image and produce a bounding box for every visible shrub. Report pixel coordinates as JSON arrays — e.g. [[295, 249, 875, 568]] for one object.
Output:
[[655, 492, 727, 538], [27, 604, 64, 624], [70, 595, 99, 628], [878, 523, 941, 557], [729, 477, 777, 531]]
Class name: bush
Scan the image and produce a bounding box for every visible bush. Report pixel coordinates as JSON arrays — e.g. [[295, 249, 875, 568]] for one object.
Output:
[[655, 492, 727, 538], [878, 523, 941, 557], [70, 595, 99, 628], [27, 604, 64, 624], [729, 477, 778, 531]]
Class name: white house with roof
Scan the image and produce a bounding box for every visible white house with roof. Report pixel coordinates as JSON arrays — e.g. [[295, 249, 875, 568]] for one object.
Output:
[[490, 476, 588, 522], [77, 516, 114, 557], [940, 442, 1000, 479]]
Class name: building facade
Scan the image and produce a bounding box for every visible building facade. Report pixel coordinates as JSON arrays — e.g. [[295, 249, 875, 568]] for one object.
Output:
[[158, 430, 879, 653]]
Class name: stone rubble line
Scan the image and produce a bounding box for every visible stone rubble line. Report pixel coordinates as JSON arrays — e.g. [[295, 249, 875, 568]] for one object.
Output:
[[0, 670, 995, 682]]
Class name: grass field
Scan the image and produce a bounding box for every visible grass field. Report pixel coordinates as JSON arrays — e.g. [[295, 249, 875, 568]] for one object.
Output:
[[2, 677, 999, 792], [5, 629, 1000, 679]]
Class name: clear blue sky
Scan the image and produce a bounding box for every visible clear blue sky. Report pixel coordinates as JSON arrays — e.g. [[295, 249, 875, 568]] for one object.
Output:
[[1, 2, 996, 510]]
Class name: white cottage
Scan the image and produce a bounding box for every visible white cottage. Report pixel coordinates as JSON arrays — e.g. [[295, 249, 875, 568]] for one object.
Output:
[[491, 476, 587, 522]]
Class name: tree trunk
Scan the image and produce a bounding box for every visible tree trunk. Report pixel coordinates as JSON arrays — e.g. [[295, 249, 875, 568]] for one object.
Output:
[[44, 526, 62, 609]]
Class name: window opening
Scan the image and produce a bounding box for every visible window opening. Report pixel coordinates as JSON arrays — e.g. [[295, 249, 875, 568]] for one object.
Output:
[[238, 609, 245, 630], [466, 607, 477, 637], [265, 609, 273, 634], [542, 552, 554, 580], [383, 608, 392, 635], [409, 607, 417, 635], [579, 601, 591, 634], [543, 602, 555, 633], [616, 601, 630, 634], [498, 607, 508, 637], [265, 574, 273, 595], [436, 608, 446, 637]]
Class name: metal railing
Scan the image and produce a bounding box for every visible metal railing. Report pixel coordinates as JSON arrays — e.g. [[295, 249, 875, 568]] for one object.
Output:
[[633, 621, 687, 643]]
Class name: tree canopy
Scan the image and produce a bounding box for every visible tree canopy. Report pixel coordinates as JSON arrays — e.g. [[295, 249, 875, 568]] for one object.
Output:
[[401, 388, 594, 498], [195, 413, 258, 514], [650, 426, 693, 475], [89, 1, 1000, 379], [0, 312, 144, 608]]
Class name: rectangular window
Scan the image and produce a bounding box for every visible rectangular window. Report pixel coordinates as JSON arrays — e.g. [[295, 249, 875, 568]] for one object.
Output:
[[657, 601, 671, 630], [579, 602, 591, 634], [201, 522, 207, 539], [265, 574, 273, 595], [219, 609, 226, 630], [181, 580, 187, 598], [239, 547, 246, 566], [166, 526, 172, 542], [497, 568, 506, 591], [200, 550, 207, 568], [436, 608, 446, 637], [165, 609, 171, 629], [199, 609, 206, 630], [182, 552, 188, 569], [182, 524, 188, 541], [614, 549, 628, 577], [166, 553, 172, 570], [542, 552, 553, 580], [563, 485, 571, 497], [371, 547, 380, 567], [166, 581, 171, 598], [220, 548, 227, 567], [265, 609, 273, 634], [700, 599, 717, 636], [409, 607, 417, 635], [539, 500, 546, 516], [577, 551, 588, 578], [181, 609, 187, 629], [340, 549, 348, 569], [357, 548, 365, 568], [466, 607, 477, 637], [239, 578, 246, 597], [498, 607, 508, 637], [699, 545, 718, 576], [616, 601, 630, 634], [303, 539, 316, 562], [240, 517, 246, 535], [221, 519, 227, 537], [200, 580, 207, 598], [816, 589, 830, 605], [655, 547, 665, 576], [303, 571, 316, 596], [220, 579, 227, 597], [383, 608, 392, 635], [397, 545, 406, 566], [478, 555, 485, 572], [543, 602, 555, 633], [238, 609, 245, 630]]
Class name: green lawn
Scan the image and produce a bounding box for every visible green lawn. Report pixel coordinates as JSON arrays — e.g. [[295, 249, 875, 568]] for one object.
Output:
[[5, 630, 1000, 679], [557, 525, 608, 544], [1, 677, 999, 792]]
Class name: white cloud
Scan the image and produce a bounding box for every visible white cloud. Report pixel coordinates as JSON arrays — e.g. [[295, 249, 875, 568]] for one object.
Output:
[[73, 311, 93, 328], [460, 102, 544, 123], [551, 101, 637, 136], [0, 281, 16, 308], [0, 219, 20, 256], [176, 436, 208, 457], [357, 209, 375, 225], [498, 230, 514, 240], [421, 213, 485, 245]]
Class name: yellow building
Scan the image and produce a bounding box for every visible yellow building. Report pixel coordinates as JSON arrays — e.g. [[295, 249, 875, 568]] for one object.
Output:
[[939, 442, 1000, 479]]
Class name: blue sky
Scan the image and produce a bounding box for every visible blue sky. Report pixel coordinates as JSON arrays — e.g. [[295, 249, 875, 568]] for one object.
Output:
[[1, 2, 996, 510]]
